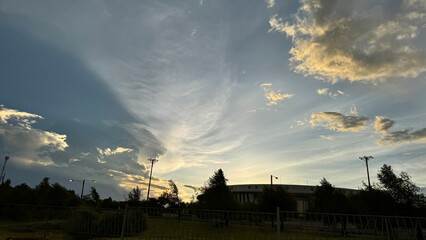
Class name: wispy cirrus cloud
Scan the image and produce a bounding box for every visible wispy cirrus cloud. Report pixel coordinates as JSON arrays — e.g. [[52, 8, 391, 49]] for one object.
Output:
[[310, 112, 368, 132], [269, 0, 426, 83], [261, 83, 293, 105], [375, 116, 426, 145]]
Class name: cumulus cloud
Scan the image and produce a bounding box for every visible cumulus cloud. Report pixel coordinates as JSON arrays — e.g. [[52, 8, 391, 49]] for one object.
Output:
[[269, 0, 426, 83], [0, 105, 43, 129], [375, 116, 426, 145], [261, 83, 294, 105], [310, 112, 368, 132], [0, 106, 68, 166]]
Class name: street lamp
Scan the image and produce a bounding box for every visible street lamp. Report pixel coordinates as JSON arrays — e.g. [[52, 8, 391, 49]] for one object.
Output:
[[359, 156, 373, 190], [270, 175, 278, 188], [1, 156, 9, 184], [70, 179, 96, 198]]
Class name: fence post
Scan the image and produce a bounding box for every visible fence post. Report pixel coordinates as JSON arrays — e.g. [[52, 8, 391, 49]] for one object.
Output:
[[121, 204, 129, 240], [276, 207, 280, 237]]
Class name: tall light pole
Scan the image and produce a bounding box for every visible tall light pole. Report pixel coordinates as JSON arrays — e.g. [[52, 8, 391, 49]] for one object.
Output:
[[70, 179, 96, 198], [359, 156, 373, 190], [146, 157, 158, 201], [270, 175, 278, 188], [1, 156, 10, 184]]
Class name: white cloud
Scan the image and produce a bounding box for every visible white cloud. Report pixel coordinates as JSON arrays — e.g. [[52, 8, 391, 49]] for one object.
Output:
[[317, 88, 344, 98], [310, 112, 368, 132], [97, 147, 134, 157], [0, 106, 68, 166], [270, 0, 426, 83], [320, 135, 334, 141], [0, 105, 43, 129], [266, 0, 275, 8], [317, 88, 329, 95], [261, 83, 294, 105]]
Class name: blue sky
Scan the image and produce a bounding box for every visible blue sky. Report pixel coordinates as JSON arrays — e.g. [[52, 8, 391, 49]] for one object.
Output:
[[1, 0, 426, 201]]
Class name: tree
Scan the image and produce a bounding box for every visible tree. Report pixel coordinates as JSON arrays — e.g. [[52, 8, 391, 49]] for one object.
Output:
[[90, 187, 101, 204], [257, 186, 296, 212], [377, 164, 425, 208], [126, 186, 142, 205], [309, 178, 348, 213], [197, 169, 237, 210], [158, 180, 180, 207]]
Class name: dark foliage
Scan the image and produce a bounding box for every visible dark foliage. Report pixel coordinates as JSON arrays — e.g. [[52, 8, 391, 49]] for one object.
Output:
[[309, 178, 348, 213], [0, 177, 80, 206], [126, 186, 142, 206], [378, 164, 425, 208], [257, 186, 296, 212], [66, 207, 147, 239], [158, 180, 180, 208], [196, 169, 238, 210]]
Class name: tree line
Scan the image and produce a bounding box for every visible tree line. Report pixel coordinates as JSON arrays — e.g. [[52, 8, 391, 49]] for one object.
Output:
[[0, 164, 425, 216]]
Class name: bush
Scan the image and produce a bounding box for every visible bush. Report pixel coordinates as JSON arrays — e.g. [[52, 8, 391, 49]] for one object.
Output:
[[65, 208, 99, 240], [66, 207, 147, 239]]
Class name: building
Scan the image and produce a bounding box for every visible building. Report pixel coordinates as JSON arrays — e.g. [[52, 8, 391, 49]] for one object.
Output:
[[229, 184, 359, 212]]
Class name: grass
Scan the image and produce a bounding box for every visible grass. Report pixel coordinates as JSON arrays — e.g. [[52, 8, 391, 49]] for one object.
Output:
[[0, 217, 389, 240]]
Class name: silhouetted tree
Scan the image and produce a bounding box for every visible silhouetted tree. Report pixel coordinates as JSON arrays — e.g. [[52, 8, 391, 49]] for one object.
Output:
[[158, 180, 180, 208], [309, 178, 348, 213], [257, 186, 296, 212], [197, 169, 237, 210], [126, 186, 142, 206], [378, 164, 425, 208]]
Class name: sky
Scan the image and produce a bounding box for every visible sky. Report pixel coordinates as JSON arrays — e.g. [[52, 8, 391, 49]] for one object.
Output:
[[1, 0, 426, 202]]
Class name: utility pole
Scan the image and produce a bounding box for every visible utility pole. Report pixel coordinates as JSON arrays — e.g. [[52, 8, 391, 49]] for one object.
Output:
[[270, 175, 278, 188], [146, 157, 158, 201], [1, 156, 9, 184], [359, 156, 373, 190], [70, 179, 95, 198]]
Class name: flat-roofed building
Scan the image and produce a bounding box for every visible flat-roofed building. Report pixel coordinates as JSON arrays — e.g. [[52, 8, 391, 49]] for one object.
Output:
[[229, 184, 358, 212]]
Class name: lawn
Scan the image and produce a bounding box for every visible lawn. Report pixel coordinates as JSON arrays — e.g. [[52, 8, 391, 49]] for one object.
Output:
[[0, 217, 388, 240]]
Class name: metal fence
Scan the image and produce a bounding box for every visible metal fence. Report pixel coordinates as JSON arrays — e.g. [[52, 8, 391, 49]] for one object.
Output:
[[0, 204, 425, 239]]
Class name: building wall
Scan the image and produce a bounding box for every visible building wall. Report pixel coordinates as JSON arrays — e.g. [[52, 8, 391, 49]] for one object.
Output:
[[229, 184, 358, 213]]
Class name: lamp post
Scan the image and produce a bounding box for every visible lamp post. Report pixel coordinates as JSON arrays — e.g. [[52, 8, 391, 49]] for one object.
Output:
[[70, 179, 96, 198], [146, 157, 158, 201], [1, 156, 9, 184], [270, 175, 278, 188], [359, 156, 373, 190]]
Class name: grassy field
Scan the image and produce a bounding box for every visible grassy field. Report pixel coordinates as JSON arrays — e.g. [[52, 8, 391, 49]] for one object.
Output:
[[0, 217, 388, 240]]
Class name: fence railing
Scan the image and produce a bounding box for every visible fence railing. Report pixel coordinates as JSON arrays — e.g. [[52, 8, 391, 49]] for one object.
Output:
[[0, 204, 424, 239]]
